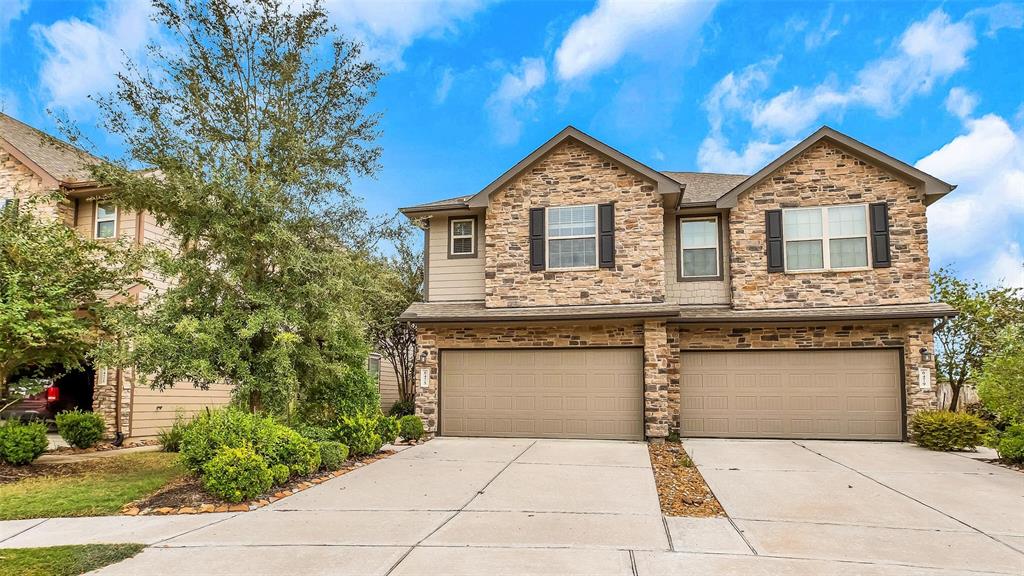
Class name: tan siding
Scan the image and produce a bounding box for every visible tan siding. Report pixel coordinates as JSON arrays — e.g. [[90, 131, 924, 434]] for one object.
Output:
[[664, 208, 730, 305], [129, 383, 233, 439], [377, 359, 402, 412], [427, 212, 485, 302]]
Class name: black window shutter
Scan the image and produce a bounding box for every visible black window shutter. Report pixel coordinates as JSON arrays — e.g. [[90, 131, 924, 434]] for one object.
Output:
[[765, 209, 784, 272], [869, 202, 891, 268], [598, 203, 615, 269], [529, 207, 545, 271]]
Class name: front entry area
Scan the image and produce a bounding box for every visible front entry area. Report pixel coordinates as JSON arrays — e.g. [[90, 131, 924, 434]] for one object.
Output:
[[439, 348, 644, 440], [680, 349, 903, 440]]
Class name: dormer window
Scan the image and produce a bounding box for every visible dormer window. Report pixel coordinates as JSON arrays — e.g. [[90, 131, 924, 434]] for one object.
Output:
[[448, 216, 476, 257], [547, 205, 597, 270], [95, 202, 117, 239]]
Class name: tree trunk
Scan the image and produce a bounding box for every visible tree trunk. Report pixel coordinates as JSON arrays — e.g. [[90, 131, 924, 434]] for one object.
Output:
[[248, 389, 263, 413], [948, 384, 962, 412]]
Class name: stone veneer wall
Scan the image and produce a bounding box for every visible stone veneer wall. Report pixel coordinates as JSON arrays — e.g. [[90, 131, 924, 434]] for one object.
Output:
[[414, 321, 671, 439], [729, 141, 930, 309], [92, 367, 133, 438], [0, 150, 71, 222], [665, 319, 937, 435], [484, 139, 666, 307]]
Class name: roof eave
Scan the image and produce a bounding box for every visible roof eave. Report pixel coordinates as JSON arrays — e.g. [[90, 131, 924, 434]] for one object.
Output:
[[398, 202, 471, 216]]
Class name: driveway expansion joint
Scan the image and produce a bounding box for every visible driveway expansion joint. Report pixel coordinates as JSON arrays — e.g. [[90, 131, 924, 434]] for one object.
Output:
[[0, 518, 49, 544]]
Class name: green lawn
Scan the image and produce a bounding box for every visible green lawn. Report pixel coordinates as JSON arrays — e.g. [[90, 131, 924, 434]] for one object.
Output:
[[0, 452, 184, 520], [0, 544, 145, 576]]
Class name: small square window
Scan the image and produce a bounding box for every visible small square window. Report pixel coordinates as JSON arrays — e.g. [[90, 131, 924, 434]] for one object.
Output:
[[449, 217, 476, 256], [95, 202, 117, 239]]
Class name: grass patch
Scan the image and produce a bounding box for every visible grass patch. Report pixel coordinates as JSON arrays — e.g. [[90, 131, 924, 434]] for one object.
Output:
[[0, 452, 185, 520], [0, 544, 144, 576]]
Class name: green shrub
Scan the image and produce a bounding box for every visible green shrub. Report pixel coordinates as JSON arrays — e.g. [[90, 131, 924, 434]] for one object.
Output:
[[398, 415, 424, 442], [55, 410, 105, 449], [376, 415, 400, 445], [995, 425, 1024, 464], [297, 365, 381, 426], [201, 446, 273, 503], [157, 413, 191, 452], [335, 413, 383, 455], [266, 427, 320, 476], [388, 399, 415, 417], [318, 441, 349, 470], [270, 463, 290, 486], [0, 420, 49, 465], [910, 410, 990, 451], [292, 422, 333, 442], [178, 408, 278, 472]]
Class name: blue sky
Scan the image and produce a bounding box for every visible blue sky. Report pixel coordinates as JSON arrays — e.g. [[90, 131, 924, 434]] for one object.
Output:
[[1, 0, 1022, 287]]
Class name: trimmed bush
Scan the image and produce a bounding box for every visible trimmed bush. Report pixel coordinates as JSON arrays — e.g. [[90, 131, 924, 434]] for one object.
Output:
[[910, 410, 989, 451], [0, 420, 49, 465], [996, 425, 1024, 464], [267, 427, 321, 476], [376, 415, 400, 445], [55, 410, 105, 449], [201, 446, 273, 503], [335, 413, 383, 456], [270, 463, 290, 486], [398, 415, 424, 442], [179, 408, 278, 472], [157, 413, 191, 452], [388, 399, 415, 417], [318, 441, 349, 470], [292, 422, 333, 442]]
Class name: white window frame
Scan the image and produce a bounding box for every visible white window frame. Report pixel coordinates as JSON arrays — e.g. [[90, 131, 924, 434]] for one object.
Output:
[[449, 217, 475, 256], [95, 202, 118, 239], [678, 216, 721, 279], [545, 204, 598, 271], [367, 355, 382, 382], [782, 204, 871, 273]]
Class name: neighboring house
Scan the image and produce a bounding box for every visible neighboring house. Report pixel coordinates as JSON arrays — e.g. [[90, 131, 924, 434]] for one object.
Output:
[[0, 112, 230, 439], [399, 125, 956, 442], [369, 353, 403, 413]]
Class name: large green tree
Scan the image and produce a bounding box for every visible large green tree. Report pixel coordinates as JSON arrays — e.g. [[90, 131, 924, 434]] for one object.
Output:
[[87, 0, 385, 414], [931, 269, 1024, 411], [0, 196, 142, 403], [977, 326, 1024, 424]]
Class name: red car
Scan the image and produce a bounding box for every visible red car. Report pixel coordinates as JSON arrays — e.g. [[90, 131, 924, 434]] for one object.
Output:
[[1, 367, 95, 425]]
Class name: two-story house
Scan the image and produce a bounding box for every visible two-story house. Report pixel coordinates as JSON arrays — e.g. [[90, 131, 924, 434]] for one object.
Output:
[[399, 126, 956, 442], [0, 112, 231, 439]]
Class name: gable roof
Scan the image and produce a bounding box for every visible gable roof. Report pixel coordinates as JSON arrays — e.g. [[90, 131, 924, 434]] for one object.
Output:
[[715, 126, 956, 208], [664, 171, 749, 206], [0, 113, 102, 187], [464, 126, 682, 208]]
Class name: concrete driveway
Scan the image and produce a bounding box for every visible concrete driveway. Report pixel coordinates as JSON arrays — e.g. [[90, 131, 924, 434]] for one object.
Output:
[[679, 439, 1024, 575]]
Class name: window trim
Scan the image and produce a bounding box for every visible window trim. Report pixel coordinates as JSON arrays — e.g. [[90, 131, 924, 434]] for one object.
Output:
[[447, 215, 478, 259], [94, 202, 118, 240], [677, 214, 724, 281], [367, 354, 382, 382], [545, 204, 599, 271], [782, 204, 872, 273]]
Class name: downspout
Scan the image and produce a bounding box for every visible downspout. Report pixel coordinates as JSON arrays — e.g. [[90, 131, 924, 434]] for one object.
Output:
[[113, 367, 124, 446]]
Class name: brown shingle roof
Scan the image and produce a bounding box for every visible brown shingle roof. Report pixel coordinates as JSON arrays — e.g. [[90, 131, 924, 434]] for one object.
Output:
[[399, 194, 473, 214], [662, 171, 749, 206], [0, 113, 102, 184], [672, 302, 956, 323]]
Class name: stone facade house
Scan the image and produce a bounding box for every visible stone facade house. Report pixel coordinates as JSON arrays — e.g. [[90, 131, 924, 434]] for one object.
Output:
[[399, 126, 956, 442], [0, 112, 230, 438]]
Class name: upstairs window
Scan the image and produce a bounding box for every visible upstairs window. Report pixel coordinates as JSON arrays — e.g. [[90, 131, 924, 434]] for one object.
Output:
[[783, 204, 869, 271], [449, 217, 476, 257], [679, 216, 720, 278], [547, 205, 597, 270], [95, 202, 117, 239]]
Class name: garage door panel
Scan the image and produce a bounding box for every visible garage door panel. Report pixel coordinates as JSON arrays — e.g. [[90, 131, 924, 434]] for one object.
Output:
[[681, 349, 901, 441], [441, 348, 643, 440]]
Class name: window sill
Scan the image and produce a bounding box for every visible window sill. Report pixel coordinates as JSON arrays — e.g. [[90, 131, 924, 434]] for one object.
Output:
[[783, 266, 873, 275], [544, 266, 600, 273]]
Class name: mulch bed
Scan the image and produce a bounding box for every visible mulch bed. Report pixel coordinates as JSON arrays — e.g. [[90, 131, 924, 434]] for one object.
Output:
[[122, 450, 394, 515], [47, 439, 160, 456], [648, 442, 725, 517]]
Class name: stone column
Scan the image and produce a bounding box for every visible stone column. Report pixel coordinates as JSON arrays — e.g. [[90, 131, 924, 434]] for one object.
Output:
[[903, 319, 939, 417], [643, 320, 670, 440], [414, 328, 439, 435]]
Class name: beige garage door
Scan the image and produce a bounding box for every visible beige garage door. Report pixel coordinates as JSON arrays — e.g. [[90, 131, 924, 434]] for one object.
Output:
[[440, 348, 643, 440], [680, 349, 902, 440]]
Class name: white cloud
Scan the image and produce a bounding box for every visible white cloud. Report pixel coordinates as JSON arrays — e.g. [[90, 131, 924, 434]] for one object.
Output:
[[32, 1, 157, 111], [435, 67, 454, 104], [699, 9, 982, 172], [803, 5, 845, 51], [554, 0, 716, 82], [919, 114, 1024, 288], [967, 2, 1024, 37], [0, 0, 29, 36], [486, 57, 547, 146], [324, 0, 488, 69], [697, 134, 792, 174], [945, 87, 979, 120]]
